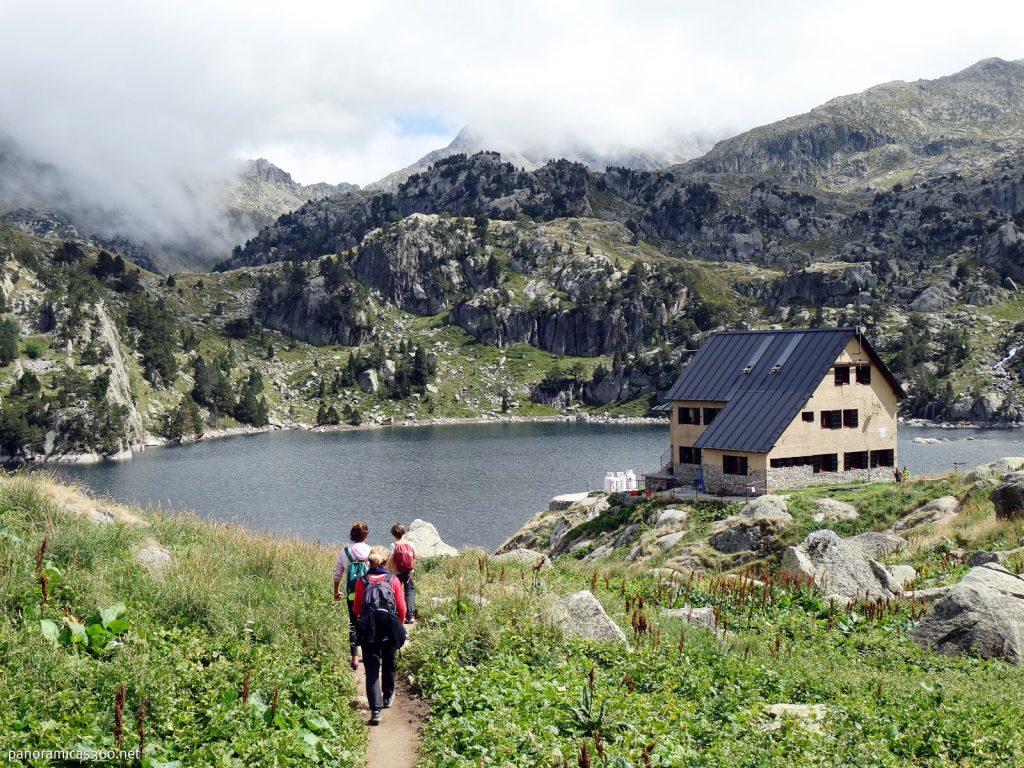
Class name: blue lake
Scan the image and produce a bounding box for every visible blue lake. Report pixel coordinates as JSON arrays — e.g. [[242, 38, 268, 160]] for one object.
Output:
[[51, 422, 1024, 551]]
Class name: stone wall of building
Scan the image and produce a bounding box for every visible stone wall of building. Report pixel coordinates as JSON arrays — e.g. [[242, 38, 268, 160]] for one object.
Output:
[[674, 462, 896, 494], [766, 465, 895, 490], [702, 466, 768, 496], [673, 464, 702, 486]]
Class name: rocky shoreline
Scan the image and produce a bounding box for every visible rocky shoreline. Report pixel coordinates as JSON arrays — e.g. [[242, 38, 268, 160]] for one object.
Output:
[[901, 417, 1024, 430], [10, 412, 1021, 466], [1, 412, 665, 465]]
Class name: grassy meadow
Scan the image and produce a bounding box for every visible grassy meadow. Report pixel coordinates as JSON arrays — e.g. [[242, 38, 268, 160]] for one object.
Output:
[[0, 475, 362, 767]]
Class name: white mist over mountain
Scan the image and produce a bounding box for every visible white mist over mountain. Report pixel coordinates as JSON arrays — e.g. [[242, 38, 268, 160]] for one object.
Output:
[[0, 0, 1021, 266]]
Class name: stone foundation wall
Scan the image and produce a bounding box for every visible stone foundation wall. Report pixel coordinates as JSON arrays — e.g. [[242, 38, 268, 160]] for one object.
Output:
[[673, 464, 702, 486], [766, 466, 894, 490], [673, 461, 892, 494], [703, 466, 768, 496]]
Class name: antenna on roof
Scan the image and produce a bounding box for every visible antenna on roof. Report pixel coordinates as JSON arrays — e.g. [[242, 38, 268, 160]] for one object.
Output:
[[856, 298, 863, 353]]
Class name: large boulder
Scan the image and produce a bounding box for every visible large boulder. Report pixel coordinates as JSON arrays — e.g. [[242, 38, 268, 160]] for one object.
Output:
[[546, 590, 628, 645], [661, 605, 715, 630], [780, 530, 902, 599], [709, 524, 776, 555], [656, 508, 690, 528], [709, 494, 793, 555], [492, 548, 552, 569], [911, 563, 1024, 663], [969, 457, 1024, 482], [847, 531, 907, 559], [887, 564, 918, 586], [738, 495, 792, 524], [135, 539, 172, 578], [404, 519, 458, 557], [655, 531, 686, 550], [990, 479, 1024, 520], [813, 498, 859, 522], [991, 457, 1024, 475], [660, 606, 722, 636], [970, 392, 1005, 422], [357, 368, 379, 394], [967, 546, 1024, 567], [613, 523, 642, 549], [891, 496, 961, 531], [909, 283, 958, 313]]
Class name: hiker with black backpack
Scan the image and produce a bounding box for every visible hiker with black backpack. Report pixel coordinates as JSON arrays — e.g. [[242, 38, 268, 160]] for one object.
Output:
[[333, 522, 371, 671], [353, 546, 407, 726]]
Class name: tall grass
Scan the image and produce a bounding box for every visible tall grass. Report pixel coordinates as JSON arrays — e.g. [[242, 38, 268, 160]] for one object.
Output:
[[407, 551, 1024, 767], [0, 474, 363, 766]]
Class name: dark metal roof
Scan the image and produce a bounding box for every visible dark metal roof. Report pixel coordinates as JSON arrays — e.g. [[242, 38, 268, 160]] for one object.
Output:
[[664, 328, 904, 453]]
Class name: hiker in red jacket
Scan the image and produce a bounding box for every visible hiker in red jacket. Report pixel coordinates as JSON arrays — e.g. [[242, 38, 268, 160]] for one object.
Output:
[[354, 546, 407, 726], [388, 522, 417, 624]]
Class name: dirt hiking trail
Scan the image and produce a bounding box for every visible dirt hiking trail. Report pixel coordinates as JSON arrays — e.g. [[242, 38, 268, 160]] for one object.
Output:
[[352, 632, 428, 768]]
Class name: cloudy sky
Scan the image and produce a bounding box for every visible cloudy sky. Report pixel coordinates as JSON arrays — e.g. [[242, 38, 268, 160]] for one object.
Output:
[[2, 1, 1022, 195]]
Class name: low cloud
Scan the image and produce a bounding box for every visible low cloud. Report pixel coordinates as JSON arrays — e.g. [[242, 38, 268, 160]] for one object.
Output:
[[1, 0, 1021, 261]]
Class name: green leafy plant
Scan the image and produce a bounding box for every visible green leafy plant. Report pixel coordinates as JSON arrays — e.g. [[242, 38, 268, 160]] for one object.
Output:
[[39, 602, 130, 656], [569, 680, 606, 735]]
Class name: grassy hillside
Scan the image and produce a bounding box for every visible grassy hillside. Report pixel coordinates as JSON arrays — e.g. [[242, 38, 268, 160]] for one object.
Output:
[[408, 550, 1024, 767], [0, 475, 362, 767], [4, 473, 1024, 766], [404, 472, 1024, 767]]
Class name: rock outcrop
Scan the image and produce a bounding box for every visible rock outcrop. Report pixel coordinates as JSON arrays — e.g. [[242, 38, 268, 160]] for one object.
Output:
[[492, 548, 552, 569], [452, 296, 671, 358], [813, 498, 859, 522], [256, 274, 373, 347], [911, 563, 1024, 663], [780, 530, 903, 599], [846, 531, 907, 559], [94, 302, 145, 449], [404, 519, 457, 557], [990, 478, 1024, 520], [709, 495, 793, 556], [545, 590, 628, 645], [891, 496, 961, 531], [496, 493, 608, 555]]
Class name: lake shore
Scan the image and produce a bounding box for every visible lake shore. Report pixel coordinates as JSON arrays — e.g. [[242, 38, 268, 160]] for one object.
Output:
[[5, 411, 666, 465], [11, 412, 1023, 467]]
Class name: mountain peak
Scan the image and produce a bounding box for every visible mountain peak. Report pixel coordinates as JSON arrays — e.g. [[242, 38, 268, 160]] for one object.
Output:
[[246, 158, 296, 186], [687, 55, 1024, 188], [365, 127, 719, 193]]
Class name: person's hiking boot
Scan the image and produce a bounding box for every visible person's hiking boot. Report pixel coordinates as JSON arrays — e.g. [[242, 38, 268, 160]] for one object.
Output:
[[383, 693, 395, 708], [350, 659, 359, 671], [369, 710, 382, 726]]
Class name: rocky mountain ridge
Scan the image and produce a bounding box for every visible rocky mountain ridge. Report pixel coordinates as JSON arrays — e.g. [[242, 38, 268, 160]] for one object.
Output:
[[223, 158, 359, 235], [213, 58, 1024, 423], [3, 57, 1024, 443], [686, 57, 1024, 189], [366, 127, 718, 193]]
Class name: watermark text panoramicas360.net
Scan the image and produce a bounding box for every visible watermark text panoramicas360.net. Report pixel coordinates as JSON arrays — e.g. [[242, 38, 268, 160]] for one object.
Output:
[[7, 748, 141, 763]]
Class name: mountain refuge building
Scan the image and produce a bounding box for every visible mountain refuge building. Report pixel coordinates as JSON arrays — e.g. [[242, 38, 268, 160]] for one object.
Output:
[[661, 328, 905, 493]]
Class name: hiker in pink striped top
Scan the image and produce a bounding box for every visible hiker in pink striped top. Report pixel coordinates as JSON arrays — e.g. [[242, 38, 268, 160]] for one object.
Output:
[[333, 521, 371, 670]]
